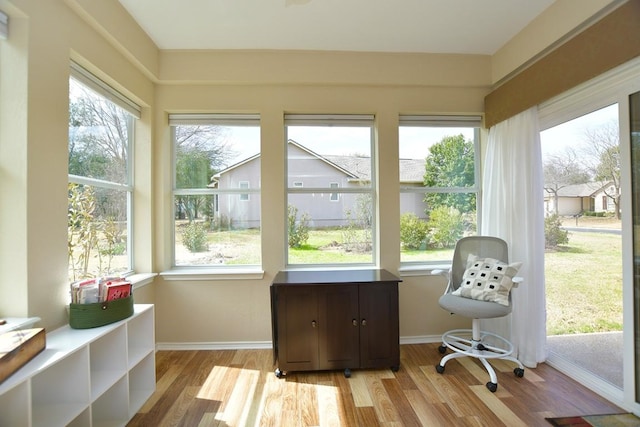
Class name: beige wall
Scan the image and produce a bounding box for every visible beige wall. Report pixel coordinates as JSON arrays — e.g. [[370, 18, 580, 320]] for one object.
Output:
[[0, 0, 154, 329], [0, 0, 614, 344], [491, 0, 618, 85], [153, 81, 488, 343]]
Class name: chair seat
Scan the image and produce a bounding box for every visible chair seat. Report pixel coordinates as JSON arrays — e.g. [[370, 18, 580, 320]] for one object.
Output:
[[438, 293, 512, 319]]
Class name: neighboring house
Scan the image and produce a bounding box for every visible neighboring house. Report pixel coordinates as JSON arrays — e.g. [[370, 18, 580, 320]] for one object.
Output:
[[544, 181, 616, 216], [399, 158, 430, 220], [209, 152, 261, 229], [210, 140, 428, 228]]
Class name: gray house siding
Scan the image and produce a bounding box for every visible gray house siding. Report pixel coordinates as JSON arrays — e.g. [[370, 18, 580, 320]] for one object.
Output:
[[287, 143, 367, 227], [213, 156, 261, 229], [214, 141, 427, 228]]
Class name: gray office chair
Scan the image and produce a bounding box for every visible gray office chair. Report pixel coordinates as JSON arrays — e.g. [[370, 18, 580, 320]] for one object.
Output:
[[432, 236, 525, 392]]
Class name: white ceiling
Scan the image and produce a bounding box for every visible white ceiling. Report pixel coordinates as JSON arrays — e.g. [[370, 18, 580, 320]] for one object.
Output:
[[118, 0, 556, 55]]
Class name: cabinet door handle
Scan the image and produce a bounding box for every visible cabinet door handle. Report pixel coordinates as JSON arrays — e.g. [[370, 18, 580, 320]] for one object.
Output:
[[361, 319, 367, 326], [311, 320, 317, 328], [352, 319, 358, 326]]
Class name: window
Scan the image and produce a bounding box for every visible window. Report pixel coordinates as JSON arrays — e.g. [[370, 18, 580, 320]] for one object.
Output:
[[330, 182, 339, 201], [68, 63, 139, 281], [170, 114, 261, 267], [398, 116, 481, 265], [285, 114, 375, 266], [239, 181, 250, 201]]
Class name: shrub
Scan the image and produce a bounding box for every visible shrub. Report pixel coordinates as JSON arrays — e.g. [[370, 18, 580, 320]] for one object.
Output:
[[182, 222, 209, 252], [400, 213, 429, 250], [427, 206, 465, 248], [545, 214, 569, 248], [288, 205, 310, 248]]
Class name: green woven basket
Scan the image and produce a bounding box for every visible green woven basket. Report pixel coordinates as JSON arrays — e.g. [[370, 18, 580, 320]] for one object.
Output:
[[69, 295, 134, 329]]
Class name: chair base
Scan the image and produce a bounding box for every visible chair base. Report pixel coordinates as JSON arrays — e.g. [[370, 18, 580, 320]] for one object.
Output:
[[436, 322, 525, 392]]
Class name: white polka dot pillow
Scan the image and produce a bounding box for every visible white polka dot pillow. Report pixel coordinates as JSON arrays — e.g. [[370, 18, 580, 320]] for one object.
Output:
[[452, 255, 522, 306]]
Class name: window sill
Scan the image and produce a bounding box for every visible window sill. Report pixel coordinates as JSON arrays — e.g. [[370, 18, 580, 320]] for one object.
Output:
[[126, 272, 157, 289], [398, 264, 451, 277], [160, 268, 265, 281]]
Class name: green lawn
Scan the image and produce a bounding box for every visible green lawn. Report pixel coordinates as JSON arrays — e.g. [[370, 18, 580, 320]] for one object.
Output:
[[545, 231, 622, 335], [176, 225, 623, 336]]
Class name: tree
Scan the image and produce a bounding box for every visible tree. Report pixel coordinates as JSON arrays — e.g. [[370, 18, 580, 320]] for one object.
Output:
[[69, 82, 130, 223], [543, 148, 591, 215], [581, 121, 621, 219], [68, 81, 133, 279], [423, 134, 475, 212], [174, 125, 237, 221]]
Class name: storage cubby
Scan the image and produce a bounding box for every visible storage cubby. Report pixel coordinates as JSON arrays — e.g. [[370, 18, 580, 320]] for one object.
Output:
[[68, 408, 91, 427], [90, 324, 127, 400], [0, 304, 155, 427], [92, 376, 129, 427], [0, 381, 29, 426], [127, 307, 154, 368], [128, 351, 156, 416], [32, 347, 91, 427]]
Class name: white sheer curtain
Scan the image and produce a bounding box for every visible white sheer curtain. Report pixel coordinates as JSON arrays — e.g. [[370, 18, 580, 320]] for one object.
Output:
[[481, 106, 547, 368]]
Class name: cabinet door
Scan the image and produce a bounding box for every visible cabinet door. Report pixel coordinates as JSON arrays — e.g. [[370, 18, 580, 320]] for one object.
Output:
[[318, 284, 360, 370], [358, 282, 400, 369], [276, 286, 319, 372]]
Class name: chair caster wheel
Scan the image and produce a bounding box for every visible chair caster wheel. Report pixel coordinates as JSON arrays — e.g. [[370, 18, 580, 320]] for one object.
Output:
[[438, 345, 447, 354], [275, 369, 284, 378], [435, 364, 445, 374], [486, 382, 498, 392], [514, 368, 524, 378]]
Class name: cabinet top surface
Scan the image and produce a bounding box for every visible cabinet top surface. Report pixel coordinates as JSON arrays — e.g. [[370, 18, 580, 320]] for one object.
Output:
[[272, 269, 401, 286]]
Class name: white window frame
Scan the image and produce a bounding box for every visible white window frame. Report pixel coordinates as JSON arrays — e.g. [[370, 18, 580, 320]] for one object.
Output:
[[398, 115, 482, 268], [68, 64, 138, 278], [285, 114, 376, 267], [169, 113, 261, 270]]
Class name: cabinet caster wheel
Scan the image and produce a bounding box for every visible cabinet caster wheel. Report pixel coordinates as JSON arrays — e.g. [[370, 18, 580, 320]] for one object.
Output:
[[435, 364, 445, 374], [486, 382, 498, 392], [344, 368, 351, 378], [438, 345, 447, 354], [275, 369, 284, 378], [391, 365, 400, 372], [514, 368, 525, 378]]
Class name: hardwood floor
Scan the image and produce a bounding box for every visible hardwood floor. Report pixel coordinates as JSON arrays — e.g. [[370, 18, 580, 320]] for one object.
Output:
[[127, 343, 623, 426]]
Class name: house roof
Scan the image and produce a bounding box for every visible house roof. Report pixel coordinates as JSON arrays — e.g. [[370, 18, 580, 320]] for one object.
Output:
[[212, 140, 426, 184], [546, 181, 613, 197]]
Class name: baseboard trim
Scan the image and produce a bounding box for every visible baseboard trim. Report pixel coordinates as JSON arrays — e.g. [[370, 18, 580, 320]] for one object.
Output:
[[546, 352, 627, 411], [156, 341, 273, 351], [156, 335, 442, 351], [400, 335, 442, 345]]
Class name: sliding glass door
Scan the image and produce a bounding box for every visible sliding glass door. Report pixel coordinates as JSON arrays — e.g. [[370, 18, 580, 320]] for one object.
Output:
[[539, 58, 640, 412], [630, 90, 640, 403], [541, 105, 623, 390]]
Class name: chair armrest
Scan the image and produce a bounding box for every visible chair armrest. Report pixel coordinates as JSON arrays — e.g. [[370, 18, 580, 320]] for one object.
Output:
[[512, 276, 524, 288], [431, 269, 449, 278]]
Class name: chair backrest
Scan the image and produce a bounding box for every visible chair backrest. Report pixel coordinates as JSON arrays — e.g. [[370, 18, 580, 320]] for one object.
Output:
[[450, 236, 509, 291]]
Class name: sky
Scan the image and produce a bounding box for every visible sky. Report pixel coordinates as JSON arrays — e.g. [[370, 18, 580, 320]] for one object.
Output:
[[540, 103, 618, 159], [219, 124, 476, 167], [217, 105, 620, 168]]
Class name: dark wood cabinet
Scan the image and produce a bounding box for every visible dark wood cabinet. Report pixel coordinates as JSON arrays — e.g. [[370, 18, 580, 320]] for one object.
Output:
[[271, 269, 401, 377]]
